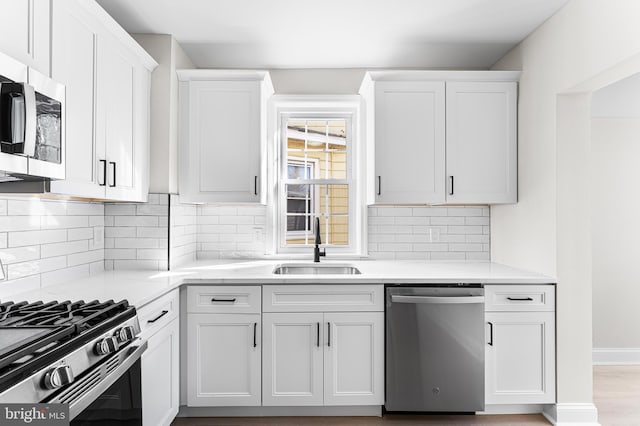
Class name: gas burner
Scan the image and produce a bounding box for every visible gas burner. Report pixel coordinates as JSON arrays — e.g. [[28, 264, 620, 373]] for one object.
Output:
[[0, 299, 137, 394]]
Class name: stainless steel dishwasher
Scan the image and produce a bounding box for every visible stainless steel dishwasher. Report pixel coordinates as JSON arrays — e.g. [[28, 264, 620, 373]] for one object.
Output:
[[385, 285, 485, 412]]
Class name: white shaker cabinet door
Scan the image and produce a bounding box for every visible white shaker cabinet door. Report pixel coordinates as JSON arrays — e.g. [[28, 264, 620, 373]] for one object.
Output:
[[262, 313, 324, 406], [50, 0, 104, 198], [323, 312, 384, 406], [485, 311, 556, 404], [181, 80, 261, 203], [142, 317, 179, 426], [97, 36, 136, 201], [374, 81, 446, 204], [0, 0, 50, 74], [446, 81, 517, 204], [187, 313, 261, 407]]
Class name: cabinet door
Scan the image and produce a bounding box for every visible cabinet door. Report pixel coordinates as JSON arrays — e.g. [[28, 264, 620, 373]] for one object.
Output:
[[180, 80, 261, 203], [485, 311, 555, 404], [49, 0, 105, 198], [262, 313, 324, 406], [0, 0, 49, 74], [142, 317, 179, 426], [374, 81, 445, 204], [324, 312, 384, 406], [187, 313, 261, 406], [446, 82, 517, 204], [98, 36, 136, 201]]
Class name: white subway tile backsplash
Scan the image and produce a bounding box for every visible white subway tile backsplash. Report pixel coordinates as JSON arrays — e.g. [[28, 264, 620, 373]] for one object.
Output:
[[114, 216, 159, 227], [7, 256, 67, 281], [9, 229, 67, 247], [67, 227, 94, 241], [67, 250, 104, 267], [367, 206, 490, 260], [41, 240, 88, 258], [41, 216, 89, 229]]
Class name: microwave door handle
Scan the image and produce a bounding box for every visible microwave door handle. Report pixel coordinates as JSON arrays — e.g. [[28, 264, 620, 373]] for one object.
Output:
[[22, 84, 36, 157]]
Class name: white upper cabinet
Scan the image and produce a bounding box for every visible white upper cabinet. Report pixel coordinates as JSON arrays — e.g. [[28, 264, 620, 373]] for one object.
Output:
[[49, 0, 156, 201], [360, 71, 519, 205], [178, 70, 273, 203], [0, 0, 50, 75], [446, 82, 517, 204], [374, 81, 446, 204]]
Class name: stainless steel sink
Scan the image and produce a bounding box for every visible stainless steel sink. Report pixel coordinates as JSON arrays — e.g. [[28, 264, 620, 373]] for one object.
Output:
[[273, 264, 361, 275]]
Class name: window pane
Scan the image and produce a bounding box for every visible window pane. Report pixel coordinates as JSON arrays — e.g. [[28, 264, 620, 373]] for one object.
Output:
[[286, 119, 347, 180], [285, 184, 349, 246]]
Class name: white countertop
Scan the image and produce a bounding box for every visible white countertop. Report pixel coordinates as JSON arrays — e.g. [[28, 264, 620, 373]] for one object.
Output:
[[2, 260, 555, 308]]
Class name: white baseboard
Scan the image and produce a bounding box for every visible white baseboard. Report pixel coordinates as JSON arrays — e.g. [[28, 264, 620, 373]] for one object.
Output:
[[593, 348, 640, 365], [177, 405, 382, 417], [543, 403, 599, 425], [480, 404, 545, 415]]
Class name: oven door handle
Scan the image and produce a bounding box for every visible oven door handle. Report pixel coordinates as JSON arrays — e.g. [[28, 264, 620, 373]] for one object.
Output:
[[391, 295, 485, 304], [49, 338, 147, 420]]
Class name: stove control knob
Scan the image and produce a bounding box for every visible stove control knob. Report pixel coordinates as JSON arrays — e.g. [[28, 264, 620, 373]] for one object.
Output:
[[43, 365, 74, 390], [94, 336, 119, 356], [114, 326, 136, 343]]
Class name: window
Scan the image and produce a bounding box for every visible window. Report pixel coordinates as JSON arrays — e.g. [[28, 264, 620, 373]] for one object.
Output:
[[270, 97, 364, 256]]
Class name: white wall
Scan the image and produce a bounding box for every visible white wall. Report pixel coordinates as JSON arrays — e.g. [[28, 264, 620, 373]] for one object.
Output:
[[491, 0, 640, 408], [591, 73, 640, 351], [133, 34, 194, 194]]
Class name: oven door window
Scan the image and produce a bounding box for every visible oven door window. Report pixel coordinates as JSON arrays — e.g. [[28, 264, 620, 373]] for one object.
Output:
[[71, 359, 142, 426]]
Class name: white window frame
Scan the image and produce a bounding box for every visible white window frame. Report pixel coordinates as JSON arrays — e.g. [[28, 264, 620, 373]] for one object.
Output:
[[267, 95, 366, 258], [285, 156, 319, 240]]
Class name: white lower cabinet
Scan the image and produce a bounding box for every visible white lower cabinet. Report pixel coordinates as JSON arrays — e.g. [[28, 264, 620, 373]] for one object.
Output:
[[485, 285, 556, 405], [262, 313, 324, 406], [262, 290, 384, 407], [186, 313, 261, 406], [142, 317, 179, 426], [323, 312, 385, 406], [139, 289, 180, 426]]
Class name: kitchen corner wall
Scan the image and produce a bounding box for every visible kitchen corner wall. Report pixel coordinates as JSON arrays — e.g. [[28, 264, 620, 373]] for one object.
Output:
[[0, 196, 105, 298], [104, 194, 197, 270]]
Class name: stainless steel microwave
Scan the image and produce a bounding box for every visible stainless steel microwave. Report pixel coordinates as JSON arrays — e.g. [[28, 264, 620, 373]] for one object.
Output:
[[0, 50, 65, 183]]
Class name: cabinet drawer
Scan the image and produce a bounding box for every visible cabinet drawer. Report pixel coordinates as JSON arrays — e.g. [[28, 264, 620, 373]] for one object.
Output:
[[263, 285, 384, 312], [187, 286, 261, 314], [138, 289, 179, 336], [485, 285, 555, 312]]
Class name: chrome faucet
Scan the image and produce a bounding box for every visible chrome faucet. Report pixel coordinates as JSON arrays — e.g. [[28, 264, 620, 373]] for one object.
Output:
[[313, 217, 326, 263]]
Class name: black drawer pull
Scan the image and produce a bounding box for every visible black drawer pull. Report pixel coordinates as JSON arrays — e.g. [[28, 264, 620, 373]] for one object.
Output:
[[316, 322, 320, 347], [99, 159, 107, 186], [488, 322, 494, 346], [211, 298, 236, 303], [327, 322, 331, 347], [147, 310, 169, 323], [253, 322, 257, 348], [507, 297, 534, 301]]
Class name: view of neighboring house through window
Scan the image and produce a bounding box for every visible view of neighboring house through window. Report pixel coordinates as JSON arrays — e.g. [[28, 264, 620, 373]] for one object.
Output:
[[281, 118, 352, 250]]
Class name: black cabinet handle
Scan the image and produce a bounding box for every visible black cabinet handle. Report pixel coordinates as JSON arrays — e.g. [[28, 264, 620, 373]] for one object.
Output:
[[377, 176, 381, 196], [254, 176, 258, 196], [253, 322, 257, 348], [99, 159, 107, 186], [109, 161, 116, 187], [507, 297, 534, 301], [488, 322, 493, 346], [449, 176, 454, 196], [316, 322, 320, 347], [327, 322, 331, 347], [211, 298, 236, 303], [147, 310, 169, 324]]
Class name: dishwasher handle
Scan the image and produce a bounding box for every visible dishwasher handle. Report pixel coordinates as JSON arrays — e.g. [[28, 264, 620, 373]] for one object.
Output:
[[391, 295, 485, 304]]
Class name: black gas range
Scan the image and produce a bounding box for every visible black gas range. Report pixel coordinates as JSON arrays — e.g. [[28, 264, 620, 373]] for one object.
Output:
[[0, 299, 146, 424]]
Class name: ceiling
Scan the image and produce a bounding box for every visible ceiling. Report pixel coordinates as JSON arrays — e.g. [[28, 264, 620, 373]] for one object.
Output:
[[96, 0, 569, 69]]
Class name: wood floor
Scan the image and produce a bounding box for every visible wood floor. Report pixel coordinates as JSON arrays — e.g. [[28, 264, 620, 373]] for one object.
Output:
[[173, 366, 640, 425], [593, 365, 640, 426]]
